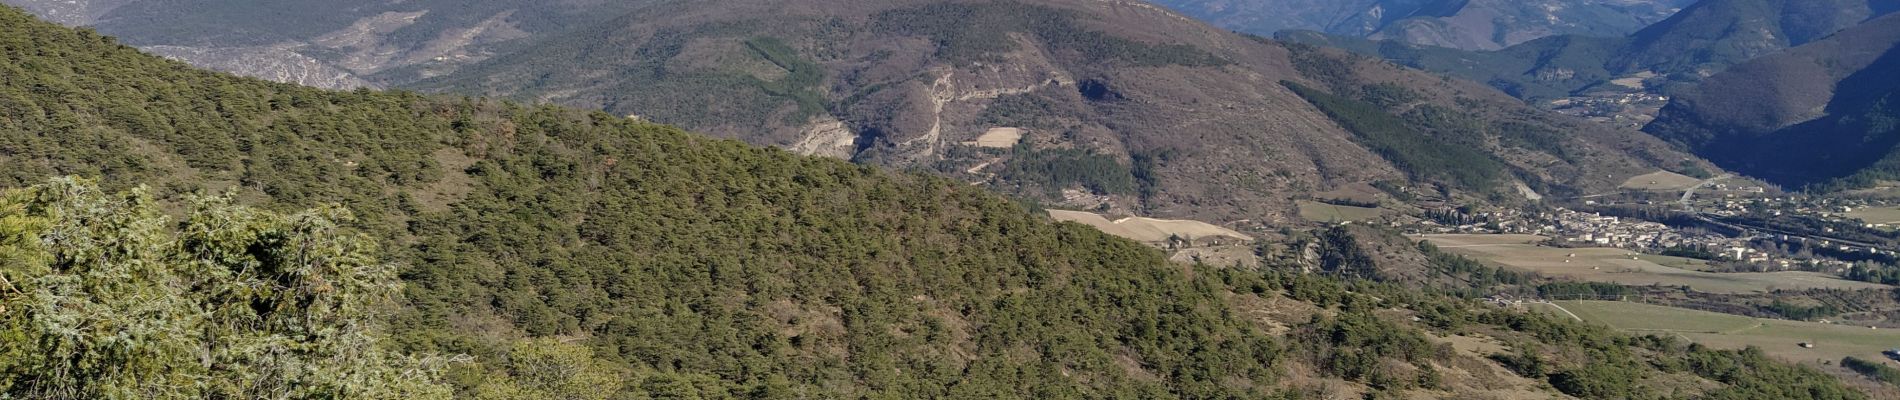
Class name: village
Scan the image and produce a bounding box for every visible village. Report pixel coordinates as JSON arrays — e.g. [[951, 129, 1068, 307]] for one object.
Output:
[[1404, 199, 1892, 274]]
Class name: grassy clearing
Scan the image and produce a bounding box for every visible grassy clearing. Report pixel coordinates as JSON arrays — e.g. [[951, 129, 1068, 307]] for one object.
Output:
[[1413, 234, 1889, 294], [1635, 254, 1713, 271], [1049, 210, 1253, 243], [1554, 301, 1900, 366], [1846, 206, 1900, 225], [966, 127, 1025, 148], [1619, 170, 1700, 191], [1297, 200, 1386, 223], [1553, 300, 1759, 333], [1840, 181, 1900, 199]]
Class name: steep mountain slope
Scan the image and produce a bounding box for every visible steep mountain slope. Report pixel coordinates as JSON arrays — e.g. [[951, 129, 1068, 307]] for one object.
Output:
[[0, 6, 1271, 396], [2, 0, 1711, 222], [0, 6, 1872, 398], [1151, 0, 1695, 50], [1281, 0, 1900, 102], [412, 0, 1702, 224], [1645, 13, 1900, 189], [1612, 0, 1900, 76]]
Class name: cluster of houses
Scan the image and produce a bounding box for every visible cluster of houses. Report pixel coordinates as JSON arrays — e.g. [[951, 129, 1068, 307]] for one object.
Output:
[[1546, 211, 1679, 247], [1546, 92, 1672, 128], [1409, 207, 1816, 266]]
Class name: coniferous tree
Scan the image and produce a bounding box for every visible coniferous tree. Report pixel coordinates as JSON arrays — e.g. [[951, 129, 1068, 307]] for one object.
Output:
[[0, 178, 451, 399]]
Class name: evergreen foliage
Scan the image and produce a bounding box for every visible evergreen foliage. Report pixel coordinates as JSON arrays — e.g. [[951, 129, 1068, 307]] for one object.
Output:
[[872, 3, 1230, 67], [740, 37, 828, 123], [0, 178, 451, 399], [1417, 241, 1532, 294], [0, 7, 1279, 398], [1282, 81, 1506, 190], [1842, 356, 1900, 386], [1227, 268, 1866, 399], [999, 145, 1139, 195]]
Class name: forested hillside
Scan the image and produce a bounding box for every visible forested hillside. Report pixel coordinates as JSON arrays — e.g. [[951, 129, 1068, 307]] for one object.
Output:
[[1281, 0, 1900, 102], [0, 6, 1279, 397], [0, 5, 1873, 398], [0, 179, 454, 398], [408, 0, 1701, 224], [1273, 42, 1715, 200], [0, 0, 1712, 223], [1646, 13, 1900, 189]]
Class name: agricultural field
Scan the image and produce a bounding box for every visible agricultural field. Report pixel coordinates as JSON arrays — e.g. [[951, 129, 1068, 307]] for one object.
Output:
[[1618, 170, 1701, 191], [1546, 301, 1900, 366], [1049, 210, 1253, 243], [1845, 206, 1900, 225], [1840, 181, 1900, 199], [1414, 234, 1890, 294], [1606, 71, 1659, 90], [1296, 200, 1387, 223], [964, 127, 1026, 148]]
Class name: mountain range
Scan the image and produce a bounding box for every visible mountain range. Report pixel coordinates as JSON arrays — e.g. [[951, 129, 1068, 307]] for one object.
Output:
[[5, 0, 1718, 223], [1276, 0, 1900, 189], [0, 3, 1873, 398], [1645, 13, 1900, 189], [409, 0, 1711, 224], [1151, 0, 1698, 50], [21, 0, 1900, 194], [0, 0, 656, 89], [1279, 0, 1900, 103]]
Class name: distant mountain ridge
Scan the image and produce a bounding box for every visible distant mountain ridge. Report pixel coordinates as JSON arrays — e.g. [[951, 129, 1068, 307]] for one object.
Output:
[[1645, 13, 1900, 189], [1274, 0, 1900, 190], [1278, 0, 1900, 108], [1151, 0, 1696, 50], [0, 0, 653, 89]]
